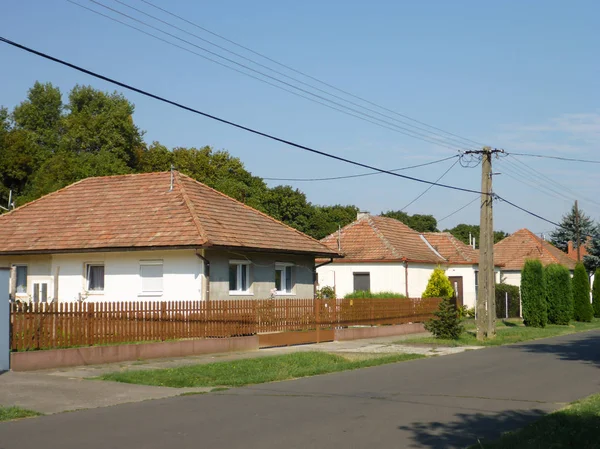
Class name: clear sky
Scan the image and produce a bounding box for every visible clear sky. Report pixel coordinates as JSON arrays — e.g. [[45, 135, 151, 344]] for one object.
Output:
[[1, 0, 599, 234]]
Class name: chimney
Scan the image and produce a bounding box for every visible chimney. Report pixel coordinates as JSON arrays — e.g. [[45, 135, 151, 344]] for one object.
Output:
[[357, 211, 370, 220], [568, 241, 574, 255]]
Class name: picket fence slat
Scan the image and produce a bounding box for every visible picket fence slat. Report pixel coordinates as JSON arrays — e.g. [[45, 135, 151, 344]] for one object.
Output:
[[9, 297, 441, 351]]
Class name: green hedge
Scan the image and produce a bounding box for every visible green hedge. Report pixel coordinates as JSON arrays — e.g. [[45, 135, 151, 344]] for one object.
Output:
[[545, 264, 573, 325], [573, 263, 593, 322], [343, 291, 406, 299], [521, 259, 547, 327], [593, 269, 600, 318]]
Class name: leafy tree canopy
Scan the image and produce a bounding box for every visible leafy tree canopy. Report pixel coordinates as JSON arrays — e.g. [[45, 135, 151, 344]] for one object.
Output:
[[381, 210, 438, 232], [443, 223, 509, 247]]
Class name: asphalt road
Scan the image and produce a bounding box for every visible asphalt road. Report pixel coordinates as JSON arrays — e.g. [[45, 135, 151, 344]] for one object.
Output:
[[1, 330, 599, 449]]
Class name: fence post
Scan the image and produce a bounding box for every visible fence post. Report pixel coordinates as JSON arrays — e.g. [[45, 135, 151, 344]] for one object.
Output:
[[315, 298, 321, 343], [0, 268, 10, 371], [505, 292, 508, 319], [87, 302, 95, 346]]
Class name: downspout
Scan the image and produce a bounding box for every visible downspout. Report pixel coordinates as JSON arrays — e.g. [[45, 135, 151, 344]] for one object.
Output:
[[195, 250, 210, 302], [404, 259, 409, 298], [314, 258, 334, 298]]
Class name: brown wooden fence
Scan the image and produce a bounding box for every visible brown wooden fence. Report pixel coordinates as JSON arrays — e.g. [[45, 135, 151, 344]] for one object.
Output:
[[10, 297, 441, 351]]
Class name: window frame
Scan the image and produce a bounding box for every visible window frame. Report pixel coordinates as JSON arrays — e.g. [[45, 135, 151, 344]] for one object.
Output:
[[229, 260, 251, 295], [14, 264, 28, 296], [85, 263, 105, 294], [139, 260, 164, 296], [275, 262, 295, 295]]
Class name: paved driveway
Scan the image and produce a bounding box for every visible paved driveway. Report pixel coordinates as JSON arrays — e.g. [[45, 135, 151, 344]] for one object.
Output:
[[1, 330, 599, 449]]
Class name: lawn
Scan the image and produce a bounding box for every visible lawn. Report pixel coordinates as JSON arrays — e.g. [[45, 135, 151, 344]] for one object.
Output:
[[399, 318, 600, 347], [0, 406, 41, 422], [471, 392, 600, 448], [99, 352, 424, 388]]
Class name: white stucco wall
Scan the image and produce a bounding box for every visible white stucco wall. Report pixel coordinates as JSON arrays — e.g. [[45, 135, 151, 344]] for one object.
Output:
[[501, 271, 521, 288], [317, 263, 406, 298]]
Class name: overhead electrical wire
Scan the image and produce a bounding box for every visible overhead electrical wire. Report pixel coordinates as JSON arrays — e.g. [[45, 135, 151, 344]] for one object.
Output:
[[75, 0, 472, 152], [110, 0, 479, 152], [262, 155, 457, 182], [510, 152, 600, 164], [138, 0, 487, 150], [0, 36, 485, 196], [400, 158, 461, 211], [437, 197, 480, 223]]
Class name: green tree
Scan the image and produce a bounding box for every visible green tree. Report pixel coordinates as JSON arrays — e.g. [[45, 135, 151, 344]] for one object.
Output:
[[381, 210, 438, 232], [307, 204, 359, 240], [592, 269, 600, 318], [137, 141, 173, 173], [544, 264, 573, 325], [62, 85, 144, 169], [261, 185, 312, 233], [444, 223, 509, 247], [550, 204, 595, 252], [573, 263, 593, 322], [583, 228, 600, 274], [521, 259, 547, 327], [424, 298, 464, 339], [422, 267, 454, 299]]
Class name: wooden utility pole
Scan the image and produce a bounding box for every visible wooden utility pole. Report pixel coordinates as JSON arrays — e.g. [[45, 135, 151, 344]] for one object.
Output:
[[575, 200, 581, 262], [466, 147, 501, 340]]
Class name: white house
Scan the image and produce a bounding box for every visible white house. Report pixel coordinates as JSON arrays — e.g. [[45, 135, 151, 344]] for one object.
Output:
[[316, 213, 499, 308], [0, 171, 340, 303], [494, 228, 576, 287]]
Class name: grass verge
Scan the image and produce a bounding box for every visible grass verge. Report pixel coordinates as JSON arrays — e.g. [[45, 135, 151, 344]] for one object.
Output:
[[399, 318, 600, 347], [471, 392, 600, 448], [99, 352, 424, 388], [0, 406, 41, 422]]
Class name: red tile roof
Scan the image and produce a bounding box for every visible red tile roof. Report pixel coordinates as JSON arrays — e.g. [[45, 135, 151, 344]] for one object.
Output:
[[566, 239, 590, 261], [423, 232, 480, 265], [320, 215, 445, 264], [0, 171, 339, 257], [494, 228, 576, 270]]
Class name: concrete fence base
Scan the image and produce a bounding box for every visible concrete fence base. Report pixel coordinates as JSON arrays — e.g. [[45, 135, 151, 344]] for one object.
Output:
[[10, 322, 427, 371]]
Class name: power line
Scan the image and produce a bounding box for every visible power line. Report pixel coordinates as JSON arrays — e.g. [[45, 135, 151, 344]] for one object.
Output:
[[401, 158, 460, 211], [109, 0, 480, 152], [437, 196, 480, 223], [75, 0, 471, 152], [510, 152, 600, 164], [139, 0, 487, 150], [494, 195, 561, 228], [0, 36, 485, 196], [262, 155, 457, 182]]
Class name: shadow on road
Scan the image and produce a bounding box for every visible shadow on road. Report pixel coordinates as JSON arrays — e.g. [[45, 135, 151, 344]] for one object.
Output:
[[398, 408, 547, 448], [517, 332, 600, 368]]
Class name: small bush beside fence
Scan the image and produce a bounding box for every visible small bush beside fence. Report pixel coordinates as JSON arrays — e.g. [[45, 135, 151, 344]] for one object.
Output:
[[10, 297, 442, 351], [495, 283, 521, 319]]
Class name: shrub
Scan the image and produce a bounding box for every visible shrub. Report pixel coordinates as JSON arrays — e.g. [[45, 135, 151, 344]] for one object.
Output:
[[424, 297, 464, 339], [520, 259, 547, 327], [544, 264, 573, 325], [343, 291, 406, 299], [495, 283, 521, 318], [422, 267, 454, 299], [573, 263, 593, 322], [593, 269, 600, 318], [316, 286, 336, 299]]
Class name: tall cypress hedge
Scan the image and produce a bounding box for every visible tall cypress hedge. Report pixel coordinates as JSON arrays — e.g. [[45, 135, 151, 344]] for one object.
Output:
[[521, 259, 547, 327], [573, 263, 593, 322], [544, 264, 573, 325], [593, 269, 600, 318]]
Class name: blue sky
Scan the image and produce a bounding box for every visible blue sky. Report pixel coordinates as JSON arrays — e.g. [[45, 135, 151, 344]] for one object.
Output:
[[1, 0, 599, 234]]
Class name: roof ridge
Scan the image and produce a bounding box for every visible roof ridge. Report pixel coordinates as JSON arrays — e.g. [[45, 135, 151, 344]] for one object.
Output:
[[419, 234, 447, 261], [177, 172, 335, 253], [446, 233, 474, 262], [174, 172, 209, 244], [366, 216, 404, 259]]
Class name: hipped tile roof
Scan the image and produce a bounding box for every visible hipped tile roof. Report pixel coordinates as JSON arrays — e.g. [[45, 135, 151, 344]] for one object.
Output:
[[423, 232, 481, 265], [0, 171, 339, 257], [320, 215, 446, 263], [494, 228, 576, 270]]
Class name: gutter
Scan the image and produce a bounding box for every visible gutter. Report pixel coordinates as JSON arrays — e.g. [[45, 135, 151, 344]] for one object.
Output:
[[314, 258, 334, 298], [195, 250, 210, 302]]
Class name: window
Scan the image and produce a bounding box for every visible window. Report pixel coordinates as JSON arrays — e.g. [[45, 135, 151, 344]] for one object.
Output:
[[86, 264, 105, 292], [474, 270, 479, 301], [33, 283, 48, 303], [275, 263, 294, 294], [15, 265, 27, 295], [229, 260, 250, 293], [353, 272, 370, 292], [140, 260, 163, 293]]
